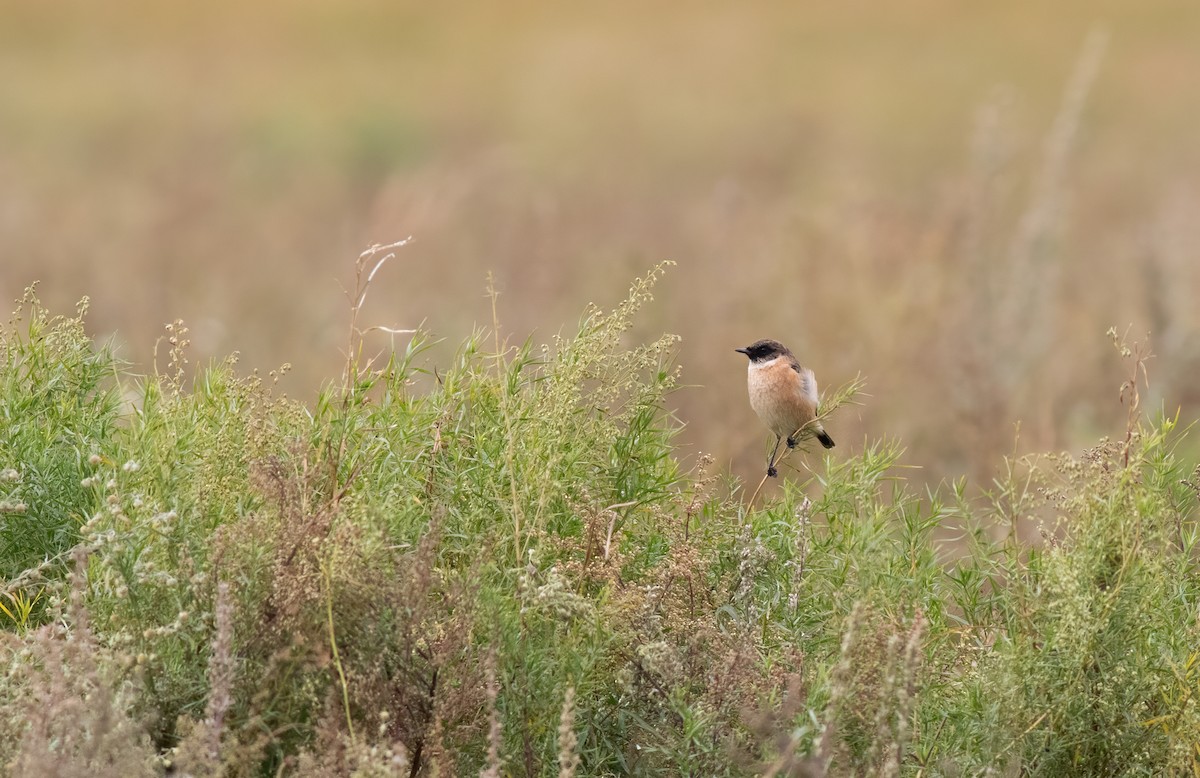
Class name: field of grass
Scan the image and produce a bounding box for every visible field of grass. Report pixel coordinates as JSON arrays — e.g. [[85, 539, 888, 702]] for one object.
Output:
[[2, 1, 1199, 487], [3, 3, 1200, 775], [1, 269, 1198, 775]]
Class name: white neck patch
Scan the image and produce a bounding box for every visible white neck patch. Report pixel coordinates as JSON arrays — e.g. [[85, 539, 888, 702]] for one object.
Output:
[[748, 355, 783, 370]]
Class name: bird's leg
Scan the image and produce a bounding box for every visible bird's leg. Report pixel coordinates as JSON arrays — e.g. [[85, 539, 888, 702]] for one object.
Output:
[[766, 434, 783, 478]]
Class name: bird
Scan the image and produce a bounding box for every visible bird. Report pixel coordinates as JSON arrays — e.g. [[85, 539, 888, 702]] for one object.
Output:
[[735, 339, 835, 478]]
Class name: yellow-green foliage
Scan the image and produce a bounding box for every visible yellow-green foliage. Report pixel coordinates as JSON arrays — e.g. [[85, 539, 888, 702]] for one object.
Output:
[[0, 276, 1197, 777]]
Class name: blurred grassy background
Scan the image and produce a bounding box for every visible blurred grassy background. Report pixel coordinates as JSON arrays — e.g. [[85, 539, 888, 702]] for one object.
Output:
[[2, 0, 1198, 486]]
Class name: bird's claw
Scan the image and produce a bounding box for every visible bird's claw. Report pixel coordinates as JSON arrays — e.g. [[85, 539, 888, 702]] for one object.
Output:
[[767, 466, 778, 478]]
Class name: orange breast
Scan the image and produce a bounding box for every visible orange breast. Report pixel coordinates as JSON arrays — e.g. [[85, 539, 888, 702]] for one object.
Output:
[[747, 360, 817, 438]]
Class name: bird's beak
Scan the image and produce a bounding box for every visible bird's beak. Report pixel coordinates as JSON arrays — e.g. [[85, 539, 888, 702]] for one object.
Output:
[[735, 347, 749, 355]]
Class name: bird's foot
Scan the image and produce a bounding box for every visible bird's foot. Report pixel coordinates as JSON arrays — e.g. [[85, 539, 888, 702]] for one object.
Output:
[[786, 436, 797, 449], [767, 466, 778, 478]]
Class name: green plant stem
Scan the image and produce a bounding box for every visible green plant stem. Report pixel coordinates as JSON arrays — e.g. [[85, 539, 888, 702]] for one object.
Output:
[[323, 559, 356, 744]]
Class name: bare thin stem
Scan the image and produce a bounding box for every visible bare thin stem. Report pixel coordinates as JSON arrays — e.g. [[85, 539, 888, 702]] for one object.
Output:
[[322, 559, 355, 744], [343, 237, 413, 388]]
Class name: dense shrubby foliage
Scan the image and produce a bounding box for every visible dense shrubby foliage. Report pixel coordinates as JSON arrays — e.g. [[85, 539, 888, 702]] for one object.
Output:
[[0, 272, 1197, 776]]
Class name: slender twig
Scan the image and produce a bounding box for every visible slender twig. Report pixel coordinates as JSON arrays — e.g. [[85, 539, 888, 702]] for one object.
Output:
[[488, 276, 525, 564], [322, 559, 355, 743], [343, 237, 413, 387]]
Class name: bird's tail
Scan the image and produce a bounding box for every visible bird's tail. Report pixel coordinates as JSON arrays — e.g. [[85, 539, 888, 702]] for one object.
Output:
[[816, 429, 835, 449]]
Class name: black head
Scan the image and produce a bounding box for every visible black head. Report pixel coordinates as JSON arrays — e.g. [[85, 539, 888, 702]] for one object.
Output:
[[735, 339, 790, 362]]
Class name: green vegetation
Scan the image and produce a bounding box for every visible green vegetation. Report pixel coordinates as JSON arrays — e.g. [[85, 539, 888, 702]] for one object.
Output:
[[6, 3, 1200, 490], [0, 267, 1198, 776]]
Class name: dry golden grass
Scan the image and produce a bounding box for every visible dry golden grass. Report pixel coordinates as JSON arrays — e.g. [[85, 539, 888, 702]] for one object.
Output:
[[2, 0, 1198, 487]]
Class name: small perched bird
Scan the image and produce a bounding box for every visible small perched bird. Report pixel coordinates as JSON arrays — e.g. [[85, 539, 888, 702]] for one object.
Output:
[[735, 339, 835, 478]]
